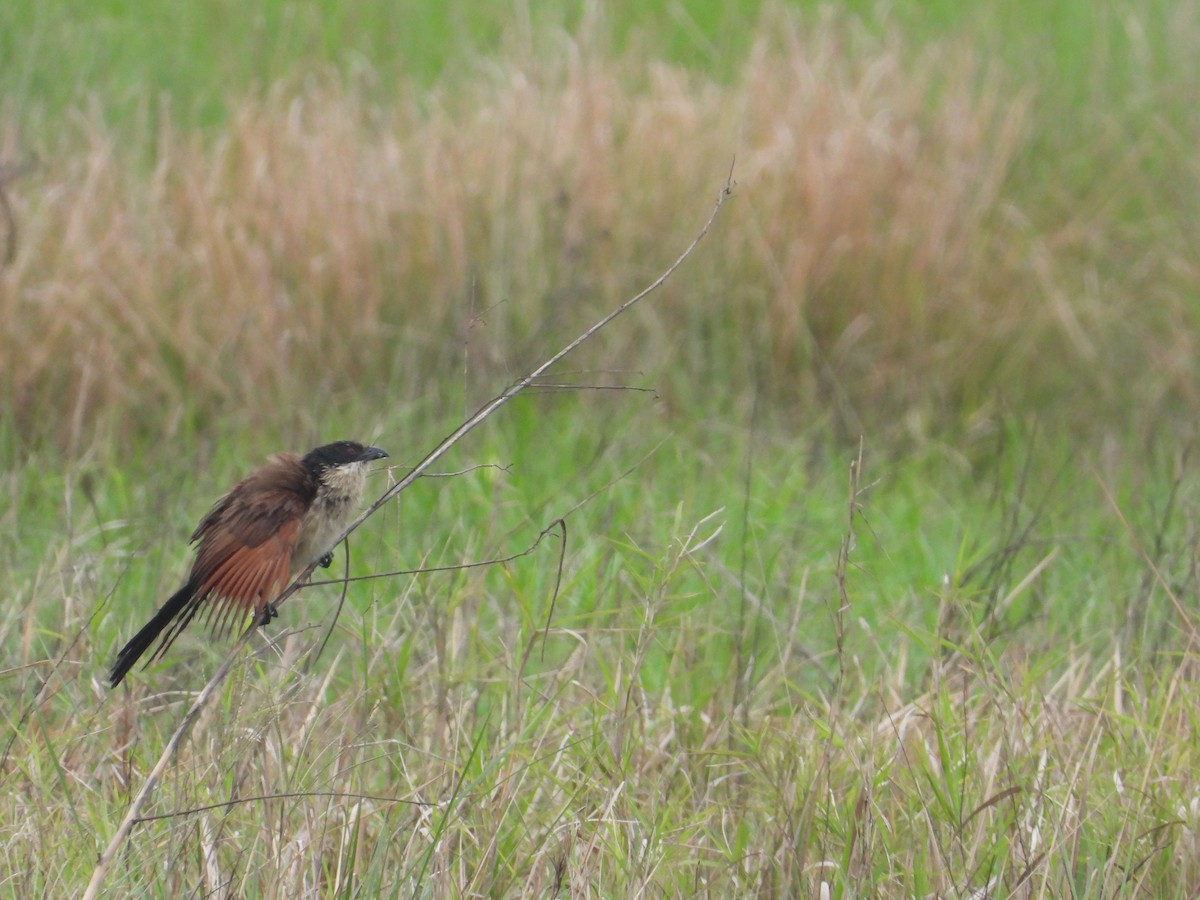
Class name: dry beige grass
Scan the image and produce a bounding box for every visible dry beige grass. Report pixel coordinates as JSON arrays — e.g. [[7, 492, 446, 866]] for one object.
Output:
[[29, 579, 1200, 895], [8, 11, 1178, 456]]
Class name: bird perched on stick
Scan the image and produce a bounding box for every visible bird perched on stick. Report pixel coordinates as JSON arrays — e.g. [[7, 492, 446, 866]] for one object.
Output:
[[108, 440, 388, 687]]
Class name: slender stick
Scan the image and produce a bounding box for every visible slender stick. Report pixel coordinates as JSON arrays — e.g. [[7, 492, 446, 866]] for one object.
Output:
[[83, 174, 733, 898], [84, 630, 254, 898], [275, 170, 734, 614]]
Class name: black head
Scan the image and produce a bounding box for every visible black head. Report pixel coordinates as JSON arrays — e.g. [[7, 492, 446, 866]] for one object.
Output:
[[302, 441, 388, 472]]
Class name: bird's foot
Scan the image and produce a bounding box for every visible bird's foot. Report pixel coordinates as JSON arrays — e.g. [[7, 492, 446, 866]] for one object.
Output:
[[258, 602, 279, 626], [318, 551, 334, 569]]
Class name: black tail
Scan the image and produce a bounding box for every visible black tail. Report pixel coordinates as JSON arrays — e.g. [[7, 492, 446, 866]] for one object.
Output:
[[108, 582, 202, 687]]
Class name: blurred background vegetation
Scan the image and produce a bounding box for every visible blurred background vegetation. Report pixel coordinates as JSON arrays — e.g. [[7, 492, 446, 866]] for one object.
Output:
[[2, 0, 1197, 462]]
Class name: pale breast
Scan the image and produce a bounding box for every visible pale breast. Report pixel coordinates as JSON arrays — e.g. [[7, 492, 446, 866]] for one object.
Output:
[[292, 461, 369, 571]]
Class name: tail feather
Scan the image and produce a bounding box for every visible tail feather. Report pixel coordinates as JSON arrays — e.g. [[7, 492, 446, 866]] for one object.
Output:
[[108, 582, 201, 687]]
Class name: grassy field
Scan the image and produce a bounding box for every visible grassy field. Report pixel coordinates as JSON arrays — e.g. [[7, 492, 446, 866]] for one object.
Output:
[[3, 0, 1200, 896]]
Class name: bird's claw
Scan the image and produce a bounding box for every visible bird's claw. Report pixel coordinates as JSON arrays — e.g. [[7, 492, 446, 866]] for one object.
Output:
[[258, 602, 279, 626], [318, 551, 334, 569]]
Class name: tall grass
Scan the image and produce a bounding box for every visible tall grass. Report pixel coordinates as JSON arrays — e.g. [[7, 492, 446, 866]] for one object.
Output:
[[3, 5, 1198, 457], [5, 2, 1200, 895], [6, 415, 1200, 894]]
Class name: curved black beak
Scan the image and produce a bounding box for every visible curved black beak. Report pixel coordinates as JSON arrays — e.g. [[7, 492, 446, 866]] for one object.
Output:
[[358, 446, 388, 463]]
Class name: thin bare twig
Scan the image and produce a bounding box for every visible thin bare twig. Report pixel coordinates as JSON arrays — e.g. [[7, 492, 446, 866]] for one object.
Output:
[[301, 512, 569, 587], [280, 172, 734, 615], [83, 173, 733, 898], [133, 790, 434, 824], [417, 462, 512, 479], [311, 534, 353, 666], [522, 383, 659, 394], [539, 519, 568, 660], [84, 629, 255, 897]]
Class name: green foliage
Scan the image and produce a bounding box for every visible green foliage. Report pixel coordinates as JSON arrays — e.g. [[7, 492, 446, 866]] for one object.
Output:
[[1, 0, 784, 132], [5, 397, 1200, 893]]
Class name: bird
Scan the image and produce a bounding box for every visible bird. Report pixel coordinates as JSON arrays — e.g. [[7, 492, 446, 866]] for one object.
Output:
[[108, 440, 388, 687]]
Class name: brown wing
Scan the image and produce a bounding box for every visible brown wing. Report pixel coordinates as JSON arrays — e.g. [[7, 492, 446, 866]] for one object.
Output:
[[187, 454, 316, 636]]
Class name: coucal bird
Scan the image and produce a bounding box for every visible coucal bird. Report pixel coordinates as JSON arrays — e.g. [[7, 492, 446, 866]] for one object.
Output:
[[108, 440, 388, 687]]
